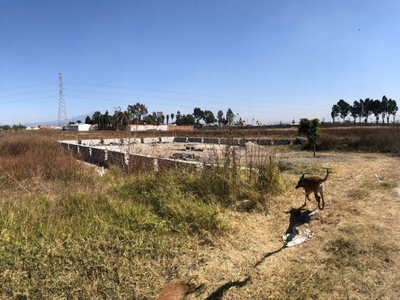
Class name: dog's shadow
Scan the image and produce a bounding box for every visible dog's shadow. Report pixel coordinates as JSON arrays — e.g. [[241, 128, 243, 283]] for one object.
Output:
[[204, 276, 251, 300], [253, 207, 316, 268], [285, 207, 314, 234]]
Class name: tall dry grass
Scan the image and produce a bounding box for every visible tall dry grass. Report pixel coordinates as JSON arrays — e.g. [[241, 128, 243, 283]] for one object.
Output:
[[319, 126, 400, 153], [0, 130, 284, 299]]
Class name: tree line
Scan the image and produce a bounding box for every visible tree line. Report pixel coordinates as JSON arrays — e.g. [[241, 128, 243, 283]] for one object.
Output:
[[331, 96, 398, 124], [84, 103, 239, 130]]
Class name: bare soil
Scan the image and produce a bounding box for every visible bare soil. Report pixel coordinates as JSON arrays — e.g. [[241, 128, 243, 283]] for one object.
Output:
[[125, 141, 292, 166], [156, 151, 400, 299]]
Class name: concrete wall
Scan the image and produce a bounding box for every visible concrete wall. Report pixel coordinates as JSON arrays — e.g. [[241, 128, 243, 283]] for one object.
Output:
[[167, 125, 194, 131], [127, 125, 168, 132], [59, 136, 296, 173]]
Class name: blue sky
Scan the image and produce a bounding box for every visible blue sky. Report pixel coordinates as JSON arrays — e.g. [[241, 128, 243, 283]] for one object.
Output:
[[1, 0, 400, 126]]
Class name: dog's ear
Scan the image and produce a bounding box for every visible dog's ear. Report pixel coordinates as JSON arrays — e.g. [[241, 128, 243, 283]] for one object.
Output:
[[300, 173, 305, 179]]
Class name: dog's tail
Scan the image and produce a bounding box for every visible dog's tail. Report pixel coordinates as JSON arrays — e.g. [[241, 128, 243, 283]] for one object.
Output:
[[321, 169, 329, 182]]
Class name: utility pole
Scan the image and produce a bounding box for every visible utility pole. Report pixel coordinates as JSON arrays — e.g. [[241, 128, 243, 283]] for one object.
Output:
[[58, 73, 68, 128]]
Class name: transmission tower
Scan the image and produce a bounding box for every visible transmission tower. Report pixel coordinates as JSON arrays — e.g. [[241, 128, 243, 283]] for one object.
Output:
[[58, 73, 68, 127]]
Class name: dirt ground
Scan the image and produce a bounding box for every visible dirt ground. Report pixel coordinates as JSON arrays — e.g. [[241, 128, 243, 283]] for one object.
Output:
[[155, 151, 400, 299], [125, 141, 293, 166]]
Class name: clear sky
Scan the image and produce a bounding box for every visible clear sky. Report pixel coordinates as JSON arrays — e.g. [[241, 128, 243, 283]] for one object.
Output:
[[1, 0, 400, 126]]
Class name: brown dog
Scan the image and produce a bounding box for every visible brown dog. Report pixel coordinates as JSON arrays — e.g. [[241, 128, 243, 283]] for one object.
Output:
[[295, 170, 329, 209], [156, 279, 196, 300]]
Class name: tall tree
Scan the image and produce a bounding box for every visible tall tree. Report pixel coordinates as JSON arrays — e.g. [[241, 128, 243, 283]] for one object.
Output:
[[176, 111, 182, 123], [113, 107, 125, 131], [103, 110, 113, 130], [92, 111, 102, 128], [85, 116, 92, 124], [387, 98, 398, 123], [351, 100, 363, 123], [166, 114, 170, 125], [155, 111, 164, 125], [203, 110, 216, 125], [371, 99, 382, 124], [226, 108, 234, 125], [337, 99, 351, 122], [170, 113, 175, 124], [331, 104, 339, 122], [193, 107, 204, 124], [128, 103, 148, 124], [217, 110, 225, 126], [144, 113, 156, 125], [381, 95, 388, 124], [176, 114, 194, 125], [362, 98, 373, 123], [298, 118, 321, 157]]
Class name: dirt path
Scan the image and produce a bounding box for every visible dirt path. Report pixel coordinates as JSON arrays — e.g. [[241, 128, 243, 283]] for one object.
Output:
[[175, 152, 400, 299]]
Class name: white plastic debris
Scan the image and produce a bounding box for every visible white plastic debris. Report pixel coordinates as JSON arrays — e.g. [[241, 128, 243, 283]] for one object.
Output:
[[282, 227, 314, 247]]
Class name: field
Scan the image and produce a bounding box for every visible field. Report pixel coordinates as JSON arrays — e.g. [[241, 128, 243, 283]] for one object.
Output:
[[0, 126, 400, 299]]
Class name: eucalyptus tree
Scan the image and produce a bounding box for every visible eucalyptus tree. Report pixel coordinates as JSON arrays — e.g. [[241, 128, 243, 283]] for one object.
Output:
[[176, 114, 195, 125], [381, 95, 389, 124], [362, 98, 373, 123], [92, 111, 102, 128], [351, 100, 363, 123], [337, 99, 351, 122], [128, 103, 148, 124], [176, 111, 182, 123], [193, 107, 204, 124], [156, 112, 164, 125], [113, 107, 123, 130], [203, 110, 216, 125], [217, 110, 225, 126], [371, 99, 382, 124], [144, 113, 156, 125], [103, 110, 113, 129], [226, 108, 235, 125], [331, 104, 339, 122], [388, 98, 398, 123]]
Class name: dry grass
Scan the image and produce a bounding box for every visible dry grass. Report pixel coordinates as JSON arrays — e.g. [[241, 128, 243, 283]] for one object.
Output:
[[1, 129, 400, 299], [181, 151, 400, 300]]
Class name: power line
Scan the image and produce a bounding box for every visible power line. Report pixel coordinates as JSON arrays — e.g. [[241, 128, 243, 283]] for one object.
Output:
[[0, 96, 55, 105], [65, 95, 328, 116], [0, 83, 56, 91], [0, 89, 58, 98], [63, 86, 328, 108], [64, 81, 250, 102]]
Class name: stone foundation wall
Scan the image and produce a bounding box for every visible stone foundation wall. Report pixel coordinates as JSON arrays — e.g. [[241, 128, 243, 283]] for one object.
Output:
[[59, 136, 296, 172]]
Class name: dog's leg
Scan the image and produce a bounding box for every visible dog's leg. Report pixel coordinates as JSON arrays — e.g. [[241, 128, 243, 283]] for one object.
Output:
[[302, 195, 307, 207], [306, 193, 312, 201], [314, 192, 322, 209], [319, 190, 325, 209], [303, 192, 311, 207]]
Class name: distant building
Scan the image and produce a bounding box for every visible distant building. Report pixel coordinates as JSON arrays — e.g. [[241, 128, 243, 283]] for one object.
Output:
[[25, 126, 40, 131], [67, 124, 95, 131], [126, 124, 194, 132], [126, 124, 168, 132]]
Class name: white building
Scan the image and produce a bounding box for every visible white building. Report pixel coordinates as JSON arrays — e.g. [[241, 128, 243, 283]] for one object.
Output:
[[126, 124, 168, 132], [67, 124, 94, 131]]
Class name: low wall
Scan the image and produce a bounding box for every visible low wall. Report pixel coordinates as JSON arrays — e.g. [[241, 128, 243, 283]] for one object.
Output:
[[59, 142, 202, 172], [59, 136, 296, 173]]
